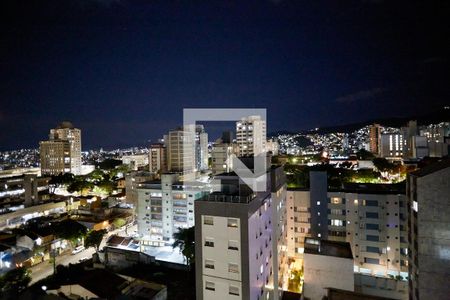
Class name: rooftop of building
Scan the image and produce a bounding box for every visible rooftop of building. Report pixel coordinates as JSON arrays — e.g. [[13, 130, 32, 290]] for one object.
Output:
[[304, 238, 353, 259], [326, 288, 396, 300], [56, 121, 75, 129], [331, 182, 405, 194], [137, 179, 208, 191], [288, 182, 405, 194], [200, 190, 256, 204], [411, 157, 450, 177]]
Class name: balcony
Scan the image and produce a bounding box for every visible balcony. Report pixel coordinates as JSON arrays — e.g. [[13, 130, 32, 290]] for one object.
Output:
[[201, 193, 256, 204]]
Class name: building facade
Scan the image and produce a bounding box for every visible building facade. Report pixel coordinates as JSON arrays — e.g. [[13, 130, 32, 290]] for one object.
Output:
[[195, 164, 287, 300], [167, 128, 195, 173], [286, 173, 409, 279], [407, 159, 450, 300], [148, 143, 167, 174], [236, 116, 266, 157], [265, 139, 279, 156], [122, 154, 149, 171], [380, 134, 404, 158], [369, 124, 382, 155], [40, 121, 82, 175], [195, 125, 209, 172], [211, 143, 239, 175], [302, 238, 354, 300], [136, 173, 208, 248]]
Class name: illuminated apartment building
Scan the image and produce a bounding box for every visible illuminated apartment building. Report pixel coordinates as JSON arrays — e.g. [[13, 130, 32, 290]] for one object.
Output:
[[286, 172, 408, 279], [195, 159, 287, 300], [148, 143, 167, 173], [40, 121, 81, 175], [236, 116, 266, 157], [136, 173, 209, 248]]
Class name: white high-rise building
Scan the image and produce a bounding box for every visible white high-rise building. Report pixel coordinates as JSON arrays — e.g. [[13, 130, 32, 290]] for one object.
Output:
[[195, 125, 209, 171], [167, 127, 195, 173], [286, 172, 409, 280], [265, 138, 279, 156], [211, 143, 239, 175], [40, 121, 82, 175], [195, 162, 288, 300], [236, 116, 266, 156], [136, 173, 209, 248]]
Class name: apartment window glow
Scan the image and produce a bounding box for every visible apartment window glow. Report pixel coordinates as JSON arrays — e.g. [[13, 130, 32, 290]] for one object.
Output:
[[330, 219, 343, 226], [331, 197, 341, 204], [412, 201, 418, 212]]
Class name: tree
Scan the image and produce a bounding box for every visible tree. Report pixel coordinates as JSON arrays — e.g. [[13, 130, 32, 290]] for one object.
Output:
[[113, 218, 126, 229], [109, 164, 130, 179], [84, 229, 107, 253], [97, 159, 122, 170], [0, 267, 31, 298], [372, 158, 395, 173], [54, 220, 87, 247], [48, 173, 75, 194], [87, 169, 105, 183], [172, 227, 195, 268], [97, 179, 115, 195], [356, 149, 375, 160], [67, 178, 94, 195]]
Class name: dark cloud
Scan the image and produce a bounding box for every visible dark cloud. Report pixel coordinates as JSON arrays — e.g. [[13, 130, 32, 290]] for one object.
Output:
[[336, 88, 387, 104]]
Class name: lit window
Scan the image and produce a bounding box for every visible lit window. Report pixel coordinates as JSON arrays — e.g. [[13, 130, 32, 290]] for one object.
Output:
[[354, 199, 358, 205], [412, 201, 418, 212], [331, 219, 343, 226], [317, 201, 320, 205], [331, 197, 341, 204]]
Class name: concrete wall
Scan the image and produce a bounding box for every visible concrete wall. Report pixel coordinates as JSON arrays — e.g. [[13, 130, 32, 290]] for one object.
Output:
[[303, 253, 354, 300], [413, 166, 450, 299]]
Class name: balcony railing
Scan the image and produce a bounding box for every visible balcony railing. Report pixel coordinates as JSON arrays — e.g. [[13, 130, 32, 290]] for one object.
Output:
[[201, 193, 256, 204]]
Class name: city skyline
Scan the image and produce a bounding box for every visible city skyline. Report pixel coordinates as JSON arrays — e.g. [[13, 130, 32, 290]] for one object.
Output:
[[1, 1, 449, 150]]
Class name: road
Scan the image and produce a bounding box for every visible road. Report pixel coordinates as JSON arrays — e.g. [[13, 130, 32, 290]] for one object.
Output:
[[29, 224, 137, 284], [30, 247, 96, 284]]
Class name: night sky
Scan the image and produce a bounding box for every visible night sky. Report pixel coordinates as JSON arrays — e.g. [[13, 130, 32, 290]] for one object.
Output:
[[1, 0, 449, 150]]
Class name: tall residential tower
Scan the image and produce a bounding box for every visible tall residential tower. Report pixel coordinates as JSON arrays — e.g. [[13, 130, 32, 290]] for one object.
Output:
[[40, 121, 82, 175]]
